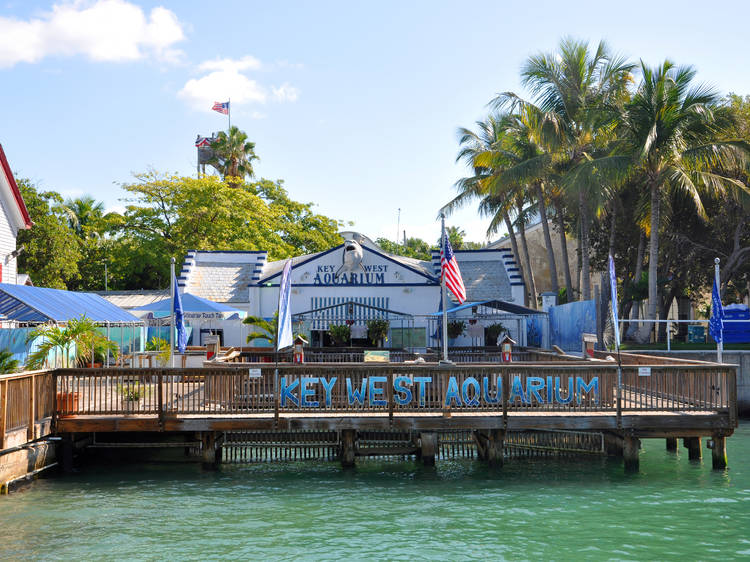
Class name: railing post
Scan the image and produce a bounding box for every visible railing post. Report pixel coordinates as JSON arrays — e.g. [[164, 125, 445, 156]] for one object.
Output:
[[0, 379, 7, 450], [27, 374, 36, 441], [442, 370, 451, 418], [616, 367, 622, 429], [387, 370, 394, 421], [274, 367, 280, 424], [502, 371, 509, 429], [157, 370, 164, 430]]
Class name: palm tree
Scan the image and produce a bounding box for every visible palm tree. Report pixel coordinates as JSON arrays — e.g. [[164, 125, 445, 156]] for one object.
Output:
[[208, 126, 259, 186], [244, 313, 278, 345], [442, 115, 530, 293], [0, 350, 19, 374], [495, 38, 634, 300], [60, 196, 105, 237], [583, 61, 750, 341], [26, 315, 118, 369]]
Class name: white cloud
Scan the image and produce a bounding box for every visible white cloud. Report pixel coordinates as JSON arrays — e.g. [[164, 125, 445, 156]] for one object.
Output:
[[272, 83, 299, 102], [0, 0, 186, 68], [179, 55, 299, 111]]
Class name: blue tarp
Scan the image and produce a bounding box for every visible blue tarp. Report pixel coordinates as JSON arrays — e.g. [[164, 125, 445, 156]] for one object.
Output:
[[548, 299, 596, 352], [0, 283, 141, 323], [134, 292, 244, 319]]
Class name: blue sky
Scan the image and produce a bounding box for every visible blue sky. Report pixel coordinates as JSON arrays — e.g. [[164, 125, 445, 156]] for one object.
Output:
[[1, 1, 748, 246]]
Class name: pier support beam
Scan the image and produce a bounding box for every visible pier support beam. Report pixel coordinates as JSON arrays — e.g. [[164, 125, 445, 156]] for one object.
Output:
[[420, 432, 437, 466], [711, 435, 727, 470], [666, 438, 677, 452], [623, 436, 640, 472], [684, 437, 702, 460], [340, 429, 356, 468], [602, 432, 624, 457], [201, 432, 219, 465], [487, 428, 504, 468]]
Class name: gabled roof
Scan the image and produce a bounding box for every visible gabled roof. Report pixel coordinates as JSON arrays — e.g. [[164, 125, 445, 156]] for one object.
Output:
[[0, 283, 141, 323], [0, 144, 33, 230]]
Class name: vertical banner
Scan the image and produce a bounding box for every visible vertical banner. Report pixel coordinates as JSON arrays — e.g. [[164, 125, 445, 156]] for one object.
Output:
[[608, 254, 620, 348], [276, 261, 293, 351], [173, 273, 187, 353]]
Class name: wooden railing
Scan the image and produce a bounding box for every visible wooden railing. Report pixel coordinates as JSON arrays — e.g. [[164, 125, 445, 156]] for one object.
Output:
[[52, 363, 736, 423], [0, 371, 55, 450]]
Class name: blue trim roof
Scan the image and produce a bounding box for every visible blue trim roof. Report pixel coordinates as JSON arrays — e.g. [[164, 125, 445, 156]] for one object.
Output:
[[0, 283, 142, 323], [427, 299, 543, 316]]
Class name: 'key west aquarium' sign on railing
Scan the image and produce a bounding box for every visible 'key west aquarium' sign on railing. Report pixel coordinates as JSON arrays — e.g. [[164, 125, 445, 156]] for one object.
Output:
[[279, 374, 600, 408]]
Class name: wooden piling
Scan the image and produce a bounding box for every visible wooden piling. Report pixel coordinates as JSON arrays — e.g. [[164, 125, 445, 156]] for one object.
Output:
[[201, 432, 217, 464], [711, 435, 727, 470], [666, 437, 677, 452], [420, 432, 437, 466], [602, 432, 624, 457], [623, 435, 640, 472], [340, 429, 356, 468], [684, 437, 702, 460], [487, 428, 504, 468]]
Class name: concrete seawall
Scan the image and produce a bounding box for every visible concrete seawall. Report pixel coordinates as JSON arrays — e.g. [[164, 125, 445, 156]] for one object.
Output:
[[629, 350, 750, 417]]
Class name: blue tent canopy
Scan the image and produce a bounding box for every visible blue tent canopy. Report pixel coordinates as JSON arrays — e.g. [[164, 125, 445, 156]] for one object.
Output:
[[133, 292, 245, 319], [0, 283, 142, 324]]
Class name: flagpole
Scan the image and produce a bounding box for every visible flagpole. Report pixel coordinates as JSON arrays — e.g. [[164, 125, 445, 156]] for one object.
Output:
[[228, 98, 231, 133], [170, 257, 175, 368], [441, 213, 449, 363], [715, 257, 723, 363]]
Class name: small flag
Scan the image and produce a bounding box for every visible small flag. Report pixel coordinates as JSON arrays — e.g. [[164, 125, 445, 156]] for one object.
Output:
[[441, 227, 466, 304], [212, 101, 229, 115], [608, 254, 620, 348], [709, 278, 724, 344], [276, 260, 293, 351], [173, 273, 187, 353], [195, 136, 213, 147]]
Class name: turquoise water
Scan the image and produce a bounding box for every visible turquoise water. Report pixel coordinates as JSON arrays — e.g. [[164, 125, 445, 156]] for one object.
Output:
[[3, 422, 750, 560]]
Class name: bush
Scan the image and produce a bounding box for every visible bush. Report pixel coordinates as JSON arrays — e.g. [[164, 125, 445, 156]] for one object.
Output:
[[328, 324, 351, 346], [366, 319, 390, 345], [447, 320, 466, 340]]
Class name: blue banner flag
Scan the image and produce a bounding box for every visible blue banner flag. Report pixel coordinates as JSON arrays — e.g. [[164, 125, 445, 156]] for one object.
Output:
[[608, 255, 620, 348], [276, 260, 293, 351], [173, 273, 187, 353], [709, 278, 724, 344]]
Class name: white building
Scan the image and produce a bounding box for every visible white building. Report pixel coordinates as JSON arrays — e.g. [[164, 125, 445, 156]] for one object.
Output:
[[0, 144, 33, 284], [176, 232, 527, 349]]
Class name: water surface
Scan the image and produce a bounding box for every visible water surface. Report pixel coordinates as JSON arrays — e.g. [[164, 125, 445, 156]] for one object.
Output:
[[3, 422, 750, 560]]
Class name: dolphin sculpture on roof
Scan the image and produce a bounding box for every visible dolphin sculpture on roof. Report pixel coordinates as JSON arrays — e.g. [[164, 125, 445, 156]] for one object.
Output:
[[335, 239, 366, 279]]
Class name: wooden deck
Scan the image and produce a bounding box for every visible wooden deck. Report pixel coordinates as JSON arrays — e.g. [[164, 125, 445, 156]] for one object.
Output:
[[0, 353, 739, 472]]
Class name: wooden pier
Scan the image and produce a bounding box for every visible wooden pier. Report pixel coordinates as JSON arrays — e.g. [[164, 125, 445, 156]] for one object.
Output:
[[0, 350, 738, 483]]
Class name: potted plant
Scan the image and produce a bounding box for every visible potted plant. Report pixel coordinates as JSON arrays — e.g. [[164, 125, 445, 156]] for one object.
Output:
[[328, 324, 351, 346], [447, 320, 466, 343], [485, 323, 508, 346], [145, 337, 170, 366], [118, 383, 148, 411], [366, 319, 390, 347]]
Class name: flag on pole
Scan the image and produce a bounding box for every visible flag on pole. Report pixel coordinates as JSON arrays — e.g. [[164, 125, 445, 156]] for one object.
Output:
[[441, 228, 466, 304], [212, 101, 229, 115], [173, 273, 187, 353], [608, 254, 620, 348], [709, 277, 724, 344], [276, 260, 293, 351]]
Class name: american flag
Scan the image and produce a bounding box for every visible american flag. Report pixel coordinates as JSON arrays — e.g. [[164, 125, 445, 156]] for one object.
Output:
[[441, 228, 466, 304], [212, 101, 229, 115]]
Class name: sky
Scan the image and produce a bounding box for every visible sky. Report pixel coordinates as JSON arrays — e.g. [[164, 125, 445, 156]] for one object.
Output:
[[1, 0, 749, 247]]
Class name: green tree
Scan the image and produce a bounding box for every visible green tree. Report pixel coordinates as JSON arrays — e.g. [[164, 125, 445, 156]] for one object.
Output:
[[496, 38, 634, 300], [16, 179, 81, 289], [583, 61, 749, 340], [376, 237, 432, 261], [207, 126, 259, 185], [26, 316, 117, 369], [60, 195, 105, 237], [0, 350, 19, 374], [243, 313, 278, 345]]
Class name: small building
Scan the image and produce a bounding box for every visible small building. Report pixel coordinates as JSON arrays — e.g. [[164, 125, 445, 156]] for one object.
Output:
[[0, 144, 33, 284], [175, 232, 528, 349]]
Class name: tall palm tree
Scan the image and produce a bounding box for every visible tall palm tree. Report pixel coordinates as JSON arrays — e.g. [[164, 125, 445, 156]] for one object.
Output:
[[441, 115, 529, 294], [583, 61, 750, 341], [208, 126, 259, 186], [495, 38, 634, 300]]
